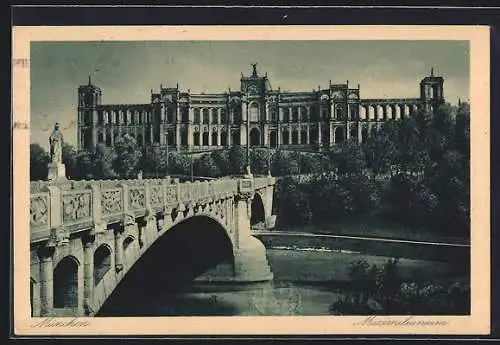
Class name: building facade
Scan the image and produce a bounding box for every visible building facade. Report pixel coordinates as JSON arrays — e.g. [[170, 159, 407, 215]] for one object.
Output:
[[77, 64, 444, 152]]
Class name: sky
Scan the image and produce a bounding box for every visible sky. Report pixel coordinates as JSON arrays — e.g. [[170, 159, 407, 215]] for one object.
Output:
[[29, 40, 469, 150]]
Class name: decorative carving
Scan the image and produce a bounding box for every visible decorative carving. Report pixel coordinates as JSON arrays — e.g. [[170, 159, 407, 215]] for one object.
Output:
[[129, 188, 145, 210], [150, 186, 163, 206], [320, 94, 329, 101], [30, 195, 49, 226], [62, 192, 91, 223], [122, 213, 136, 227], [165, 185, 178, 204], [47, 226, 70, 247], [101, 190, 122, 215]]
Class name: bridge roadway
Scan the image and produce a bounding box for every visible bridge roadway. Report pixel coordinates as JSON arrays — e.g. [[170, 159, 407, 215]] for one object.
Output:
[[29, 174, 277, 317]]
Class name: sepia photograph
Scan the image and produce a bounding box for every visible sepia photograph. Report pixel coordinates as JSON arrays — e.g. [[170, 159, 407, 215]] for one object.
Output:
[[12, 25, 490, 336]]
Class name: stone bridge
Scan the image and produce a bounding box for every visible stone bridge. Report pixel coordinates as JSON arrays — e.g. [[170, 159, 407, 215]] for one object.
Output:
[[29, 175, 276, 317]]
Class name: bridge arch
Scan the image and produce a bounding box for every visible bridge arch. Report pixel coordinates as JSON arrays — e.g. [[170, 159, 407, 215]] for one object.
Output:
[[94, 244, 112, 285], [53, 255, 80, 309], [98, 215, 235, 312], [251, 192, 266, 227]]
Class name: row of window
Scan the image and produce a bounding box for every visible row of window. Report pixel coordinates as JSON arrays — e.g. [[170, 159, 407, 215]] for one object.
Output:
[[80, 103, 420, 127]]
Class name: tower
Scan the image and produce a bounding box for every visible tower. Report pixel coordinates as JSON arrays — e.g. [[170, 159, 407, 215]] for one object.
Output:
[[420, 68, 444, 109], [77, 76, 102, 150]]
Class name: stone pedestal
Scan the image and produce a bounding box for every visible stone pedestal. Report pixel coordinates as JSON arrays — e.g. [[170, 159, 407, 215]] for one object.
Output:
[[47, 163, 66, 181]]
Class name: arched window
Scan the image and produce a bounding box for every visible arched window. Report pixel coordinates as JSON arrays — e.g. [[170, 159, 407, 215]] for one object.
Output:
[[194, 132, 200, 146], [202, 131, 209, 146], [103, 111, 109, 124], [211, 130, 218, 146], [232, 130, 240, 145], [269, 131, 277, 147], [291, 130, 299, 144], [220, 131, 228, 146], [335, 104, 343, 120], [249, 128, 260, 146], [127, 110, 132, 124], [249, 103, 260, 122]]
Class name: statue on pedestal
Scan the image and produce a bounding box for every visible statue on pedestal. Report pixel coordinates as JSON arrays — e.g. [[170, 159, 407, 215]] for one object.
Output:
[[47, 123, 66, 181], [49, 123, 64, 164]]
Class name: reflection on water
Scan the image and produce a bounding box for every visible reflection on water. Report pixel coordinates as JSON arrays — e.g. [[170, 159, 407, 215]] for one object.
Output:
[[98, 281, 341, 316]]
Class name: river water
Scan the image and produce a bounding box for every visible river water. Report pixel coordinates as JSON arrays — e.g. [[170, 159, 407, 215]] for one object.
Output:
[[97, 244, 462, 317]]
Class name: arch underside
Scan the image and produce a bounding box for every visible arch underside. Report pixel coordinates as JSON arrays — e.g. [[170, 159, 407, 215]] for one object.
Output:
[[95, 212, 236, 315]]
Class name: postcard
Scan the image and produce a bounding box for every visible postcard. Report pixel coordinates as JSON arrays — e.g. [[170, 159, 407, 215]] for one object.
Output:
[[13, 25, 490, 336]]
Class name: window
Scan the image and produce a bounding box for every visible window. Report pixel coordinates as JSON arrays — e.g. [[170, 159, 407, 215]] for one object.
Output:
[[202, 109, 209, 124], [194, 109, 200, 123], [249, 103, 260, 122]]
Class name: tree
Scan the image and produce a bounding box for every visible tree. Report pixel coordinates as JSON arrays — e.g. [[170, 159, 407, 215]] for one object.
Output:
[[30, 143, 49, 181], [168, 152, 192, 176], [363, 126, 397, 178], [142, 144, 166, 178], [92, 144, 117, 179], [74, 149, 94, 180], [250, 148, 271, 175], [113, 134, 142, 178], [454, 101, 470, 157], [62, 143, 78, 179], [193, 153, 220, 177], [211, 149, 231, 176], [332, 138, 366, 176], [228, 146, 247, 175]]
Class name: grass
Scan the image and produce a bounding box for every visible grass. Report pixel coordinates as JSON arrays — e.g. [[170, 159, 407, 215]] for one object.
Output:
[[276, 213, 469, 245]]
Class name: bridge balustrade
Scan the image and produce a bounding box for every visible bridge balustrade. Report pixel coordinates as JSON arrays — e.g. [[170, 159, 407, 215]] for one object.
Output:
[[28, 177, 276, 244]]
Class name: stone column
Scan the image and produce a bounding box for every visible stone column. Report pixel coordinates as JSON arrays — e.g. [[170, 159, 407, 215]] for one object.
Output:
[[263, 124, 269, 147], [329, 122, 334, 146], [288, 127, 292, 144], [317, 122, 322, 146], [306, 124, 310, 144], [277, 124, 282, 148], [82, 237, 94, 315], [38, 247, 54, 316], [114, 230, 124, 272], [298, 126, 302, 144]]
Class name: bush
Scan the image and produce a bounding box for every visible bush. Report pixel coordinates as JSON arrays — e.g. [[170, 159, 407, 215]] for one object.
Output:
[[330, 258, 470, 315]]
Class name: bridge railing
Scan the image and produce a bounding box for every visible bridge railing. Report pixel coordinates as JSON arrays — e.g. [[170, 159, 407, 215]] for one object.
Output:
[[29, 176, 274, 243]]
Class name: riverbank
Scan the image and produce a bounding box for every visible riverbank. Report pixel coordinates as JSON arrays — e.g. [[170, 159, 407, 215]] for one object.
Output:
[[272, 214, 469, 245]]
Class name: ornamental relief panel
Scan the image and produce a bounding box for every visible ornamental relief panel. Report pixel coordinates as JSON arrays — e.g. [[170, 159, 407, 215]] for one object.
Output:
[[101, 189, 122, 215], [129, 188, 146, 210], [62, 192, 92, 223], [165, 185, 178, 205], [30, 194, 49, 227], [150, 186, 163, 206]]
